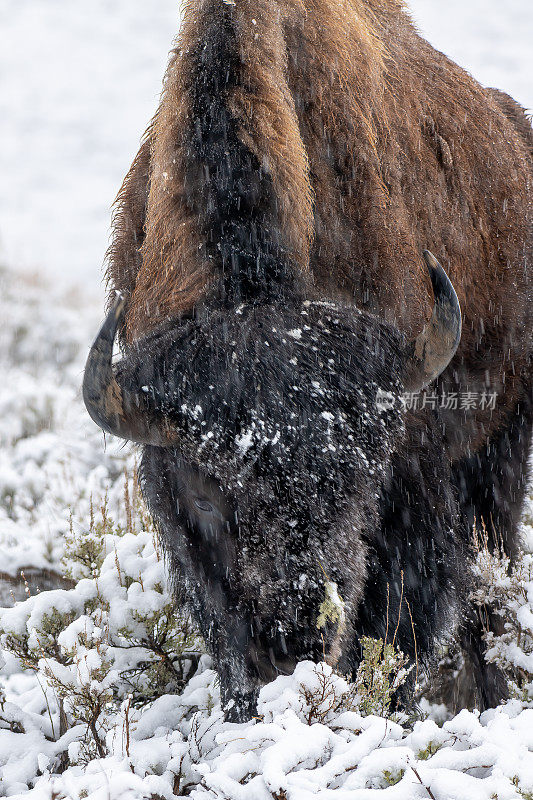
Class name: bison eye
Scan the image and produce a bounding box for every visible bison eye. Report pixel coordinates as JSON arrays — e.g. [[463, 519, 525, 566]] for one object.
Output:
[[194, 497, 216, 514]]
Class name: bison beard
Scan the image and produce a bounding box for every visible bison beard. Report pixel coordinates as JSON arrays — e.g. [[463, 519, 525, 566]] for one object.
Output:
[[85, 0, 532, 719]]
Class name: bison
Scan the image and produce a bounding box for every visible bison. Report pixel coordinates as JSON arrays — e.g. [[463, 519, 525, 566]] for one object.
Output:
[[83, 0, 532, 720]]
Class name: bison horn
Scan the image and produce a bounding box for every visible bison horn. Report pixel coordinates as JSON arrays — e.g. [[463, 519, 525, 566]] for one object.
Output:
[[403, 251, 462, 391], [82, 293, 173, 446]]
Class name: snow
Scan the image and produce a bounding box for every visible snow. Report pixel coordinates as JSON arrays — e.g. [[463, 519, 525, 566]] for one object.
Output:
[[409, 0, 533, 113], [1, 0, 533, 797], [5, 638, 533, 799], [0, 0, 179, 291]]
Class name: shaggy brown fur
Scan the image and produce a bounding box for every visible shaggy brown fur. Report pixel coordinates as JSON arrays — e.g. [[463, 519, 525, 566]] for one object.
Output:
[[107, 0, 531, 459]]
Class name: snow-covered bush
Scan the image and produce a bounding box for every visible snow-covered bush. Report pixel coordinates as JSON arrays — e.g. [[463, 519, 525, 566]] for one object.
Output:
[[6, 652, 533, 799], [471, 524, 533, 702], [1, 477, 203, 767], [0, 471, 414, 784]]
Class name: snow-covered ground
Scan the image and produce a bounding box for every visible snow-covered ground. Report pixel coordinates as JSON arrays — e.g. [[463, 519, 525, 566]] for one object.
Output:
[[0, 269, 130, 597], [1, 1, 533, 798]]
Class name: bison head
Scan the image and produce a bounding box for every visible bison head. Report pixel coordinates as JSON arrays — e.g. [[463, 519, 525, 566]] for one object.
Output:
[[83, 251, 460, 715]]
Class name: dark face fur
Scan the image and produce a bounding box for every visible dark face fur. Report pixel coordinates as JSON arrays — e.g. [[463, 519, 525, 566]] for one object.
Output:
[[125, 298, 407, 702]]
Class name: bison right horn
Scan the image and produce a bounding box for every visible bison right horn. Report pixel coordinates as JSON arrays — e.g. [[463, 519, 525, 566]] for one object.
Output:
[[82, 293, 175, 447], [403, 251, 462, 391]]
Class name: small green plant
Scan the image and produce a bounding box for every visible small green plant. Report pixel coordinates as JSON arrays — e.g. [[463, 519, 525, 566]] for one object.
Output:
[[417, 740, 442, 760], [512, 775, 533, 800], [316, 580, 345, 631], [382, 768, 405, 786], [62, 480, 132, 582], [2, 608, 77, 671], [355, 636, 411, 718], [297, 635, 411, 726]]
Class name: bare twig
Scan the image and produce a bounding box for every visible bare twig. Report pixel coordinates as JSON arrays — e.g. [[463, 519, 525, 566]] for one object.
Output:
[[411, 766, 436, 799]]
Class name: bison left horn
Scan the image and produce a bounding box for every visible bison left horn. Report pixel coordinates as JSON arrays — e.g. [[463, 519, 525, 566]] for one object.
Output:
[[403, 251, 462, 391], [82, 293, 174, 446]]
